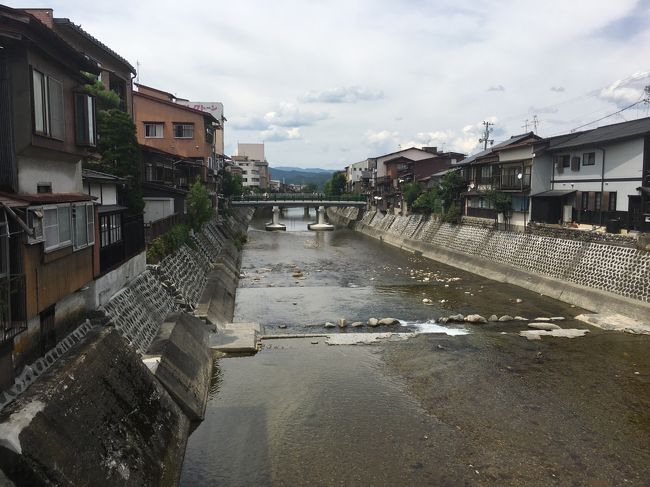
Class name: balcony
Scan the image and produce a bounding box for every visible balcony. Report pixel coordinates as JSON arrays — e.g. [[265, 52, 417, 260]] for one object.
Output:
[[494, 173, 530, 191], [0, 274, 27, 344]]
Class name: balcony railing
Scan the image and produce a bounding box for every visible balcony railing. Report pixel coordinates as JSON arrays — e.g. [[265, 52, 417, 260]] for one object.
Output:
[[0, 274, 27, 344], [496, 173, 531, 190]]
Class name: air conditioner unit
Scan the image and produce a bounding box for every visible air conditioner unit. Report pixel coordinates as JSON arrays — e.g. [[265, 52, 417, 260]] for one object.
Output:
[[26, 207, 44, 244]]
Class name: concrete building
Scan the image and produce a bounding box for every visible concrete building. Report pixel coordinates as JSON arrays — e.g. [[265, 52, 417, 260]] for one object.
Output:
[[231, 143, 269, 190], [346, 160, 372, 194], [531, 118, 650, 231]]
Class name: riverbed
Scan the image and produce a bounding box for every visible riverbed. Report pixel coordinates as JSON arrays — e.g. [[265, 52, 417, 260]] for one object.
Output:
[[180, 208, 650, 486]]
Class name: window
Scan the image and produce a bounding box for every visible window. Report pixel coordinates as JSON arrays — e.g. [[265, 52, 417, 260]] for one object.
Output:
[[583, 152, 596, 166], [32, 68, 64, 139], [554, 154, 570, 167], [27, 208, 44, 244], [144, 123, 164, 138], [72, 203, 95, 250], [173, 123, 194, 138], [43, 204, 72, 252], [511, 196, 529, 212], [608, 192, 617, 211], [594, 192, 602, 211], [581, 192, 589, 210], [100, 213, 122, 248], [37, 183, 52, 194], [74, 93, 96, 146]]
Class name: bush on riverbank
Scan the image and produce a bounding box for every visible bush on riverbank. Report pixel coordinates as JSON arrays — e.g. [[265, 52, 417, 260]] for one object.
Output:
[[146, 224, 192, 263]]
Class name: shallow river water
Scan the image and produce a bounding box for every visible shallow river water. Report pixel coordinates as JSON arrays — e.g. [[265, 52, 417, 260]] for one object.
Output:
[[180, 208, 650, 486]]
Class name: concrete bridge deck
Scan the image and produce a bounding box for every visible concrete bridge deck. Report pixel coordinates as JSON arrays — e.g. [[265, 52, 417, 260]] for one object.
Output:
[[230, 194, 366, 208]]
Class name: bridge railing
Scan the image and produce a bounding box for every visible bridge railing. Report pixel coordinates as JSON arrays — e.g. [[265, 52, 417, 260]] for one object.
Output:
[[230, 193, 366, 203]]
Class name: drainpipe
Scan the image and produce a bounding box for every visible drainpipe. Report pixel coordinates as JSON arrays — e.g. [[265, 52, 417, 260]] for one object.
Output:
[[598, 147, 606, 227]]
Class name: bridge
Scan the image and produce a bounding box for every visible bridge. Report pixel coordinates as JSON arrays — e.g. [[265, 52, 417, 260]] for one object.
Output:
[[229, 193, 366, 208], [229, 193, 366, 231]]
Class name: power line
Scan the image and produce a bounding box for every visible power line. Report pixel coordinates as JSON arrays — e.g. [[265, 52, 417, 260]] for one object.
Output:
[[569, 85, 650, 133]]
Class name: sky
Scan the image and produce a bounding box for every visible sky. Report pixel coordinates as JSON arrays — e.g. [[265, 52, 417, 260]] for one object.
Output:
[[7, 0, 650, 168]]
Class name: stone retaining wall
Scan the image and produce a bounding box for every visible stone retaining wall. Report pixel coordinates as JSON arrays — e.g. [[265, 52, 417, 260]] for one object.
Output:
[[330, 208, 650, 321], [0, 208, 254, 486], [526, 223, 638, 248]]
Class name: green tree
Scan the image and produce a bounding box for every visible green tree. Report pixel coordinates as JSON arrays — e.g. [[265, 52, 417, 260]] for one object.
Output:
[[218, 170, 243, 197], [83, 73, 144, 214], [186, 178, 213, 231], [324, 172, 347, 196], [412, 190, 442, 214], [485, 189, 512, 222], [401, 182, 422, 207]]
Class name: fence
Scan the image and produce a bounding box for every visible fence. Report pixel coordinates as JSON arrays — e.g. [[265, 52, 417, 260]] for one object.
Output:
[[144, 213, 185, 244]]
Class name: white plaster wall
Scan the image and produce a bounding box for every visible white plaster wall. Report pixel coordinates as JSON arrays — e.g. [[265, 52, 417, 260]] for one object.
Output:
[[553, 138, 643, 182], [83, 183, 118, 205], [18, 157, 82, 194], [84, 251, 146, 309], [499, 146, 533, 162], [143, 198, 174, 223]]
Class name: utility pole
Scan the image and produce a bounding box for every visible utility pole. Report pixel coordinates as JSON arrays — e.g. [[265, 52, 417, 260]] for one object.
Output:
[[521, 119, 529, 132], [532, 115, 539, 133], [479, 121, 494, 150]]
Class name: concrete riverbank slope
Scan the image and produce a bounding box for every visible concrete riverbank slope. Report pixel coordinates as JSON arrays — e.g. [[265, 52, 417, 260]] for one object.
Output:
[[329, 208, 650, 322], [0, 209, 253, 486]]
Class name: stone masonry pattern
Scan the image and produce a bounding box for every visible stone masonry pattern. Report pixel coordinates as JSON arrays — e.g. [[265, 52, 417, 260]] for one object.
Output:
[[342, 210, 650, 303]]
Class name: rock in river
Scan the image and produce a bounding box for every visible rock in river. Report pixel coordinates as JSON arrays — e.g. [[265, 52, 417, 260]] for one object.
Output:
[[351, 322, 365, 328], [338, 319, 347, 328], [378, 318, 400, 326], [528, 322, 561, 331], [465, 314, 488, 324], [498, 315, 514, 322], [488, 315, 499, 322], [367, 318, 379, 327], [324, 322, 336, 329], [447, 314, 465, 323]]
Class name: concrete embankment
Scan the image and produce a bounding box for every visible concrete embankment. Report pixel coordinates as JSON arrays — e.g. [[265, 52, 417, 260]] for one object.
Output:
[[0, 209, 254, 486], [329, 208, 650, 323]]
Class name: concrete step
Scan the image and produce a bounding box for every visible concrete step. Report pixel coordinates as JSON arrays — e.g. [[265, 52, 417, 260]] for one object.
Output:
[[209, 322, 263, 354]]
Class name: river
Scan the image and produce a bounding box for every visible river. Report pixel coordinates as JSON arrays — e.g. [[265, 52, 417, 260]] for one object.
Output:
[[180, 207, 650, 486]]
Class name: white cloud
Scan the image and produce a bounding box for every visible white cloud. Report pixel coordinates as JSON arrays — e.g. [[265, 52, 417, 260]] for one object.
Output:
[[487, 85, 505, 92], [300, 86, 384, 103], [598, 71, 650, 107], [260, 126, 302, 142], [232, 102, 327, 130]]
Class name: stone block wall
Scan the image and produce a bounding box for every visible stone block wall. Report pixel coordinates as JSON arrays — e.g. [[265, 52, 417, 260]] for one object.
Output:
[[332, 209, 650, 304], [527, 223, 638, 248]]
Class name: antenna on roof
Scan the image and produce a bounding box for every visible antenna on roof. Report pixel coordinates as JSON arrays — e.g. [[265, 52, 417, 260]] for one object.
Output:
[[533, 115, 539, 133], [136, 60, 140, 84]]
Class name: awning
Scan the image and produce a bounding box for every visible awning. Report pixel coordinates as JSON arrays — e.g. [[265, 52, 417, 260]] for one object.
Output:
[[531, 190, 576, 198], [98, 205, 128, 214]]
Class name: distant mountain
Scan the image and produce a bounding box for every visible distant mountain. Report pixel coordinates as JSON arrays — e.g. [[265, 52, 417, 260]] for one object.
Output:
[[272, 166, 334, 174], [269, 167, 334, 188]]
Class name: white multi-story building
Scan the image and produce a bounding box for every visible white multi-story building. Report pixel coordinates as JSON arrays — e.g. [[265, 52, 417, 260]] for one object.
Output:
[[231, 143, 269, 190]]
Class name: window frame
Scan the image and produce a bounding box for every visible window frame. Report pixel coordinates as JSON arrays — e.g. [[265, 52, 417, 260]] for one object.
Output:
[[72, 203, 95, 251], [73, 92, 97, 147], [42, 204, 73, 253], [144, 122, 164, 138], [100, 212, 122, 248], [173, 123, 194, 139], [608, 192, 617, 212], [582, 152, 596, 166], [31, 67, 65, 140]]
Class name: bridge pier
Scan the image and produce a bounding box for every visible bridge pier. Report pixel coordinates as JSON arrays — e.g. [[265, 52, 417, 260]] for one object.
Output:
[[303, 207, 310, 218], [265, 206, 286, 231], [308, 206, 334, 231]]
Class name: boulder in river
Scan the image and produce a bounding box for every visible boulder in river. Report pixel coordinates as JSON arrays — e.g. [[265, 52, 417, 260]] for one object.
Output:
[[498, 315, 514, 322], [550, 317, 566, 321], [447, 314, 465, 323], [488, 315, 499, 322], [367, 318, 379, 327], [338, 319, 347, 328], [528, 322, 561, 331], [378, 318, 400, 326], [422, 298, 432, 304], [465, 314, 488, 324], [324, 322, 336, 329], [438, 317, 449, 324], [514, 316, 528, 321], [533, 317, 551, 322], [351, 322, 365, 328]]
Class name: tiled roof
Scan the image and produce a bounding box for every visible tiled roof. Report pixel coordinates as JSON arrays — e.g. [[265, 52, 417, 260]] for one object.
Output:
[[549, 117, 650, 150]]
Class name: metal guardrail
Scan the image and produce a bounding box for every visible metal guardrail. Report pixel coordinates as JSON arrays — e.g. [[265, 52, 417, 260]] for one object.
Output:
[[230, 193, 366, 203]]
